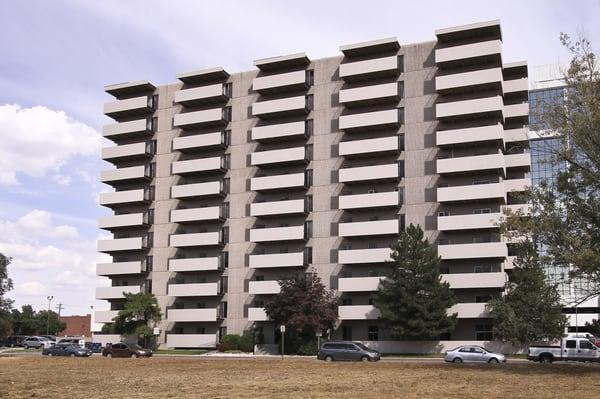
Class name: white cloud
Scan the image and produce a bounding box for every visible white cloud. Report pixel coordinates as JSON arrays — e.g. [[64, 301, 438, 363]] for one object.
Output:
[[15, 281, 47, 296], [52, 174, 72, 186], [49, 225, 80, 240], [0, 104, 101, 185]]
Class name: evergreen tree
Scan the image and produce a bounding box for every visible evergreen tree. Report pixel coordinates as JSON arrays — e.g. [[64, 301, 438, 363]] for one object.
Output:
[[486, 242, 568, 346], [374, 224, 457, 340], [113, 292, 162, 346]]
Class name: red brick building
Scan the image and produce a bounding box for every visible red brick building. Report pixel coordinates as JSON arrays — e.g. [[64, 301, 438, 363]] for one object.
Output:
[[59, 314, 91, 337]]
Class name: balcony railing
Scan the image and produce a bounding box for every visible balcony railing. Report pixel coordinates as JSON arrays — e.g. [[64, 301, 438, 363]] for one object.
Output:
[[435, 67, 503, 94], [172, 131, 227, 152], [167, 308, 219, 322], [250, 199, 306, 217], [103, 119, 152, 141], [339, 82, 400, 106], [338, 219, 399, 237], [253, 70, 310, 94], [168, 257, 222, 272], [174, 108, 229, 129], [338, 305, 381, 320], [339, 136, 399, 157], [97, 236, 149, 253], [438, 242, 508, 260], [436, 124, 504, 147], [248, 280, 281, 295], [104, 96, 154, 119], [171, 156, 226, 176], [339, 109, 400, 131], [250, 146, 308, 167], [338, 248, 392, 264], [338, 191, 399, 210], [338, 277, 383, 292], [339, 56, 399, 81], [171, 181, 226, 199], [174, 83, 229, 106], [251, 121, 308, 142], [96, 260, 145, 276], [339, 163, 399, 183], [437, 213, 502, 231], [169, 231, 224, 247], [99, 188, 150, 208], [437, 182, 506, 203], [248, 307, 269, 321], [252, 95, 310, 118], [435, 40, 503, 66], [95, 285, 142, 300], [442, 272, 506, 289], [167, 282, 221, 297], [250, 225, 306, 242], [436, 153, 505, 175], [436, 96, 504, 121], [248, 251, 306, 269], [250, 172, 307, 191], [98, 212, 149, 230], [170, 206, 224, 223], [101, 165, 151, 184]]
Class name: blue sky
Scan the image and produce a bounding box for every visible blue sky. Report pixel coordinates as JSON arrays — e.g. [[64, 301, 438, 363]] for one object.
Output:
[[0, 0, 599, 316]]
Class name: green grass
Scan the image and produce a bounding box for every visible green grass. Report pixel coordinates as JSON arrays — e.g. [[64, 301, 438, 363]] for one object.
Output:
[[154, 349, 208, 355]]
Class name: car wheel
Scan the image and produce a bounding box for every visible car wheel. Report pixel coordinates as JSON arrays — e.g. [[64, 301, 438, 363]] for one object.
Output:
[[324, 355, 333, 362], [71, 353, 76, 358], [361, 356, 370, 362], [452, 357, 463, 364], [131, 354, 137, 358], [540, 355, 553, 364], [488, 358, 499, 364], [48, 353, 53, 357], [106, 353, 112, 358], [24, 345, 28, 350]]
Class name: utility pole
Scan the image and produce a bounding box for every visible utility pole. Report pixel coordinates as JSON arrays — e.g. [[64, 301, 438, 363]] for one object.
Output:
[[46, 296, 54, 335], [56, 303, 63, 319]]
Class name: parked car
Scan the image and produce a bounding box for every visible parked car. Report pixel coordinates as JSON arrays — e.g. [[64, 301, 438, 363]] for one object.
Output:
[[43, 343, 92, 357], [102, 342, 153, 358], [39, 335, 57, 343], [85, 342, 103, 353], [23, 336, 54, 349], [0, 335, 26, 347], [444, 346, 506, 363], [317, 341, 381, 362], [528, 337, 600, 363], [57, 337, 85, 348]]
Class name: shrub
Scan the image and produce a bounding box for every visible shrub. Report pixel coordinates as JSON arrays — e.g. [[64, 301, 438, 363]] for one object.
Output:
[[238, 331, 255, 353], [217, 334, 241, 352], [297, 340, 318, 356]]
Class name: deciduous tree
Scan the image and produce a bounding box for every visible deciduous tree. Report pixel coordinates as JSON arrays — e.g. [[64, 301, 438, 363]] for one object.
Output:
[[113, 292, 162, 346], [0, 254, 13, 336]]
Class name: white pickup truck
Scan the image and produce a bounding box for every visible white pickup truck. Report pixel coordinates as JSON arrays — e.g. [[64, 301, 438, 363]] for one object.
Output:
[[528, 337, 600, 363]]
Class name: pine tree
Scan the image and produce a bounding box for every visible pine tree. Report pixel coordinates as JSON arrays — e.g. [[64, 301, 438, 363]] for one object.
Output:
[[374, 224, 457, 340], [486, 242, 568, 346]]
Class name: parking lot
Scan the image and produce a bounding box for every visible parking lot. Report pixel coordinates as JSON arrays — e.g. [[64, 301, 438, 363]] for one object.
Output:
[[1, 355, 600, 398]]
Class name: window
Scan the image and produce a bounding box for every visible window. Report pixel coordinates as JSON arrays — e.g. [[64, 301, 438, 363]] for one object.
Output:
[[398, 134, 405, 151], [306, 95, 314, 111], [398, 161, 405, 178], [399, 187, 404, 205], [305, 169, 313, 186], [368, 326, 379, 341], [397, 55, 404, 73], [223, 83, 232, 98], [438, 211, 448, 217], [148, 162, 156, 178], [222, 107, 232, 122], [342, 271, 353, 278], [223, 130, 231, 146], [255, 275, 265, 282], [368, 189, 377, 194], [306, 70, 314, 86], [566, 340, 576, 349], [368, 243, 378, 249], [306, 195, 313, 212], [473, 208, 492, 214], [305, 119, 313, 136], [147, 209, 154, 224], [475, 295, 492, 303], [196, 302, 206, 309], [196, 327, 206, 334], [342, 298, 353, 306], [221, 252, 229, 269], [399, 214, 406, 232], [149, 117, 158, 132], [303, 247, 312, 265], [474, 265, 492, 273], [145, 256, 153, 272], [342, 326, 352, 341], [473, 180, 491, 185], [580, 340, 594, 349], [219, 327, 227, 339], [176, 327, 184, 334], [368, 297, 374, 305], [475, 324, 493, 340]]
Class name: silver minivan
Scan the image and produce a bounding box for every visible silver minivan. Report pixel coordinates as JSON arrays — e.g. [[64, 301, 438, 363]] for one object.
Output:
[[317, 341, 381, 362]]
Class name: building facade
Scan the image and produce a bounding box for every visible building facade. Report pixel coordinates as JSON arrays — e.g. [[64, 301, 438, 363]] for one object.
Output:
[[96, 20, 530, 348]]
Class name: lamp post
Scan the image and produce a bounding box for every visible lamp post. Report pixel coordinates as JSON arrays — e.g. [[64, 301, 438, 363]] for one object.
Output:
[[46, 296, 54, 335]]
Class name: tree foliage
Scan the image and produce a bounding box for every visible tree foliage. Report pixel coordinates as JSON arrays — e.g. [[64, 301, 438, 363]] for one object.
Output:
[[486, 242, 568, 346], [0, 254, 14, 336], [374, 224, 457, 340], [10, 305, 66, 335], [264, 273, 337, 340], [113, 292, 162, 343], [584, 319, 600, 337], [502, 34, 600, 299]]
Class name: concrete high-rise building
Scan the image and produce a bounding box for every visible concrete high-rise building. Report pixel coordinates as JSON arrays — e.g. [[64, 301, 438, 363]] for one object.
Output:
[[96, 20, 530, 349]]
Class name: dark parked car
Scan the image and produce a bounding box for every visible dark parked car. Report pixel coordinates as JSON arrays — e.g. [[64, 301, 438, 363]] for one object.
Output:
[[317, 341, 381, 362], [43, 343, 92, 357], [85, 342, 103, 353], [102, 342, 153, 358], [1, 335, 26, 348]]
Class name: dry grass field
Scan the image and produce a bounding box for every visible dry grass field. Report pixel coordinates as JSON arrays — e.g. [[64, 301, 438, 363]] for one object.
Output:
[[1, 356, 600, 398]]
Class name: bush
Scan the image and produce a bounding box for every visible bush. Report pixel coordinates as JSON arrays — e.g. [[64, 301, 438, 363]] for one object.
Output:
[[297, 340, 318, 356], [238, 331, 255, 353], [217, 334, 241, 352]]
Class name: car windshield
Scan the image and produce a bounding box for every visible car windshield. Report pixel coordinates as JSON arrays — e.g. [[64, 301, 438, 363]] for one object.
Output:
[[133, 345, 143, 350], [354, 343, 371, 351]]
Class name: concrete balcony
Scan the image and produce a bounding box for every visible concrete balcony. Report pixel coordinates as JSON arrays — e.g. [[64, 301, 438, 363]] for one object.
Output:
[[436, 96, 504, 121], [340, 37, 399, 56], [436, 124, 504, 147], [252, 95, 309, 119], [504, 103, 529, 119], [169, 232, 223, 247], [171, 181, 225, 199], [250, 146, 307, 167], [168, 308, 219, 322], [174, 108, 228, 129], [437, 213, 501, 231], [168, 282, 221, 297], [248, 280, 281, 295], [339, 109, 400, 131], [251, 121, 307, 142], [174, 84, 228, 106], [436, 153, 505, 175], [339, 136, 399, 158], [104, 96, 153, 119], [105, 80, 155, 97], [442, 272, 506, 289], [435, 40, 502, 67], [249, 252, 306, 269], [102, 142, 152, 163], [97, 237, 148, 253], [338, 277, 382, 292], [250, 199, 306, 217], [503, 78, 528, 94], [176, 67, 230, 84], [505, 178, 531, 193], [170, 207, 223, 223], [95, 310, 119, 323], [253, 70, 309, 94], [437, 182, 506, 203], [338, 305, 381, 320], [172, 132, 227, 152], [339, 191, 399, 210], [438, 242, 507, 260], [449, 303, 489, 319], [250, 225, 306, 242], [96, 285, 141, 300], [339, 82, 400, 106], [171, 156, 226, 176], [339, 219, 399, 237], [166, 334, 217, 348], [168, 257, 222, 272], [338, 248, 392, 264], [504, 153, 531, 169], [254, 52, 310, 71], [101, 165, 150, 185], [250, 172, 306, 191], [339, 56, 399, 81], [435, 68, 503, 94], [98, 212, 148, 230], [504, 128, 530, 143], [103, 119, 152, 141], [502, 204, 532, 215], [99, 189, 150, 208], [248, 307, 269, 321], [96, 260, 145, 276], [339, 163, 399, 184]]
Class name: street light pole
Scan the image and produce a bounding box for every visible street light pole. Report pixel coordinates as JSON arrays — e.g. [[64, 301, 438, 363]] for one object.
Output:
[[46, 296, 54, 335]]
